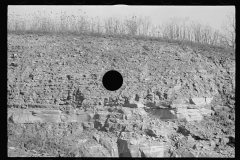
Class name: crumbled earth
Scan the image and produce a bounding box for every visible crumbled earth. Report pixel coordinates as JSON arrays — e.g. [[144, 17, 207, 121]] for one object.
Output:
[[7, 33, 235, 157]]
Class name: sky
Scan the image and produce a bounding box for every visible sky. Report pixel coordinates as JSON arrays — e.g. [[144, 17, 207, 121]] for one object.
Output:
[[8, 5, 235, 32]]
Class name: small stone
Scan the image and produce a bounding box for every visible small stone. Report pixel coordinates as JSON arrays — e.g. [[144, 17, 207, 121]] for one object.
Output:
[[143, 45, 150, 51], [181, 150, 196, 157], [213, 105, 231, 112], [75, 124, 83, 134], [193, 144, 201, 150], [82, 122, 90, 129], [221, 137, 230, 145], [93, 133, 100, 143], [76, 109, 86, 115], [145, 128, 157, 137], [10, 62, 18, 67], [117, 139, 132, 157], [60, 114, 68, 122], [129, 145, 141, 157], [119, 107, 132, 120], [11, 111, 42, 123], [198, 108, 214, 116], [89, 122, 94, 128], [139, 142, 165, 157], [116, 138, 142, 157], [210, 140, 216, 148], [99, 138, 118, 157], [136, 101, 145, 108], [129, 139, 139, 145], [205, 97, 213, 104], [8, 147, 15, 150], [170, 98, 188, 108], [176, 108, 203, 122], [190, 98, 206, 106], [94, 111, 109, 120], [137, 108, 148, 117], [177, 126, 190, 136]]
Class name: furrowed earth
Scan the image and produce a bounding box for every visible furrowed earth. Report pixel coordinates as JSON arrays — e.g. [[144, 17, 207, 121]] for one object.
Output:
[[7, 33, 235, 157]]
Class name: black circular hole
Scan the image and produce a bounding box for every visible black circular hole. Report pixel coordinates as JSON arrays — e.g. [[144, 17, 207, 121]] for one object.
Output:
[[102, 70, 123, 91]]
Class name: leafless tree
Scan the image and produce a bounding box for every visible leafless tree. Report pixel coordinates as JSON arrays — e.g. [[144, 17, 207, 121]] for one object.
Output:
[[220, 12, 235, 49]]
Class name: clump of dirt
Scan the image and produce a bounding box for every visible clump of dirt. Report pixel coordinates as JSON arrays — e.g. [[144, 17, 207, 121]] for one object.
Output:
[[8, 33, 235, 157]]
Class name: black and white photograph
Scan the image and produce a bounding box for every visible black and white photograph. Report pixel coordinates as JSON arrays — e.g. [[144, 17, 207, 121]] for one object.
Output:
[[7, 5, 235, 157]]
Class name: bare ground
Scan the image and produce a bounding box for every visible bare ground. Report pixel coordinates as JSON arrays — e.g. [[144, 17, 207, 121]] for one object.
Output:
[[7, 33, 235, 157]]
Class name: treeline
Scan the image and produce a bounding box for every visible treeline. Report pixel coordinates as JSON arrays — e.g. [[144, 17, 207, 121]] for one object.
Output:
[[8, 10, 235, 49]]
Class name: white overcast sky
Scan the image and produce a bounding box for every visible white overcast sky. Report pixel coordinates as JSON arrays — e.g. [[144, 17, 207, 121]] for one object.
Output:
[[8, 5, 235, 32]]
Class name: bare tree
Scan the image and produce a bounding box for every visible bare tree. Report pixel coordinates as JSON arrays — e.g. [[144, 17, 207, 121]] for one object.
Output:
[[220, 12, 235, 49], [140, 16, 151, 36], [124, 15, 141, 36]]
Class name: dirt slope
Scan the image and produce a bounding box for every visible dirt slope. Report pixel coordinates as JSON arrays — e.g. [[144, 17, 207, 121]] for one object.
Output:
[[7, 33, 235, 157]]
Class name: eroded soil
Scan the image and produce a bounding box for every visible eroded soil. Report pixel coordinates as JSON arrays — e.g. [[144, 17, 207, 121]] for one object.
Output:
[[7, 33, 235, 157]]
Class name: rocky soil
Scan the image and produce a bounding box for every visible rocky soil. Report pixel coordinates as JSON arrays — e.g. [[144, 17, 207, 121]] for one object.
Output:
[[7, 33, 235, 157]]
